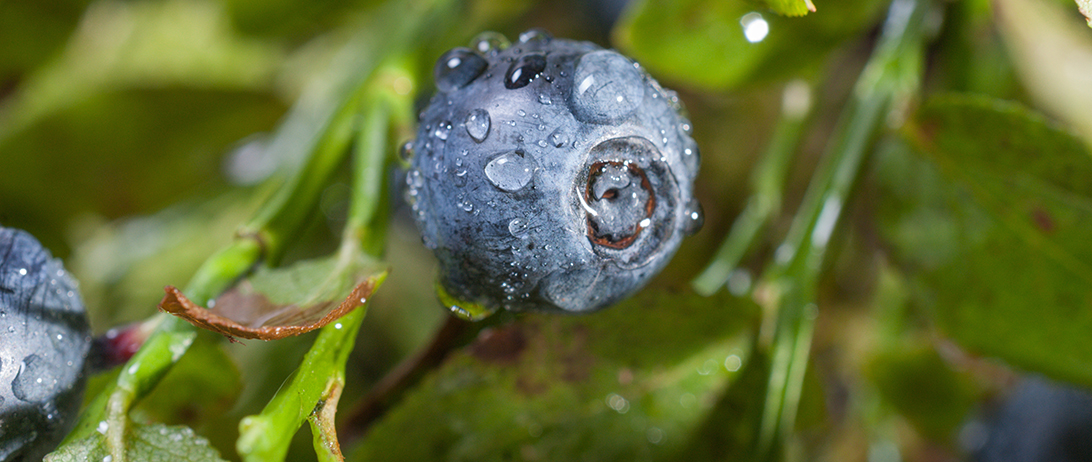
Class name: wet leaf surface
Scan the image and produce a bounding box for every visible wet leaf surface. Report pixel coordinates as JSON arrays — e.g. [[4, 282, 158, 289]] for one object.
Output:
[[882, 94, 1092, 385], [45, 423, 227, 462], [350, 290, 759, 461]]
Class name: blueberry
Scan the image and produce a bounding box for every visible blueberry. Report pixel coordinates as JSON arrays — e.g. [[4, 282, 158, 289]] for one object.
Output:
[[970, 377, 1092, 462], [0, 227, 91, 461], [405, 30, 702, 317]]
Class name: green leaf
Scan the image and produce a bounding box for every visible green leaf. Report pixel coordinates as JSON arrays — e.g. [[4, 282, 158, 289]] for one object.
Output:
[[131, 337, 243, 427], [882, 94, 1092, 386], [350, 291, 759, 461], [613, 0, 887, 90], [866, 342, 977, 441], [46, 423, 227, 462]]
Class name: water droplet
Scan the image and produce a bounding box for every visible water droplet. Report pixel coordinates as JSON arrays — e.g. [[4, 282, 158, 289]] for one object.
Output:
[[17, 268, 26, 276], [518, 28, 552, 44], [97, 421, 109, 435], [12, 354, 58, 402], [537, 140, 547, 148], [683, 199, 704, 235], [433, 121, 452, 141], [464, 108, 491, 142], [470, 31, 509, 54], [434, 48, 488, 92], [504, 52, 547, 89], [334, 323, 343, 330], [452, 167, 468, 187], [459, 199, 474, 212], [508, 218, 530, 237], [571, 50, 645, 124], [549, 128, 568, 148], [538, 93, 552, 105], [517, 109, 527, 117], [485, 151, 534, 192]]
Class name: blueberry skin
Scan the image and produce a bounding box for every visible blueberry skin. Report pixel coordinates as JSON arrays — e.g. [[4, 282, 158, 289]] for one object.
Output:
[[406, 31, 701, 315], [973, 377, 1092, 462], [0, 227, 91, 461]]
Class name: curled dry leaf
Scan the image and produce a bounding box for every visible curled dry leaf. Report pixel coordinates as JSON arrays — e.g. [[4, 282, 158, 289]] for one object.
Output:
[[158, 276, 380, 341]]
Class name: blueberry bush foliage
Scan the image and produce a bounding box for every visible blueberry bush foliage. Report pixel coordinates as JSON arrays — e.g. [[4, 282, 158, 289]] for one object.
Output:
[[2, 0, 1092, 460]]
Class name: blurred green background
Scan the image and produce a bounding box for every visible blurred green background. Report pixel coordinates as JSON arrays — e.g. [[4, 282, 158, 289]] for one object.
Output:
[[4, 0, 1092, 460]]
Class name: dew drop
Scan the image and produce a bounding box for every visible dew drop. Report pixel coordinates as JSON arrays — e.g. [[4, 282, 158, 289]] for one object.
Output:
[[464, 108, 491, 142], [549, 128, 568, 148], [17, 268, 26, 276], [518, 28, 552, 44], [12, 354, 58, 402], [538, 93, 552, 105], [433, 121, 452, 141], [504, 52, 547, 89], [434, 48, 488, 93], [470, 31, 510, 54], [683, 199, 704, 236], [485, 151, 534, 192], [570, 50, 644, 124], [508, 218, 530, 237]]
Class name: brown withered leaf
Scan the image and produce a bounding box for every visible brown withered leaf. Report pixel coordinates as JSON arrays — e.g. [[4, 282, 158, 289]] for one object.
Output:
[[159, 256, 386, 340]]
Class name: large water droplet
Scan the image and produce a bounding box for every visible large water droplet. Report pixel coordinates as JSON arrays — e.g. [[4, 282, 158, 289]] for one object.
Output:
[[504, 53, 547, 90], [12, 354, 58, 402], [518, 28, 552, 44], [570, 51, 645, 125], [464, 108, 491, 142], [485, 151, 534, 192], [508, 218, 530, 237], [471, 31, 510, 54], [683, 199, 704, 236], [434, 48, 488, 93]]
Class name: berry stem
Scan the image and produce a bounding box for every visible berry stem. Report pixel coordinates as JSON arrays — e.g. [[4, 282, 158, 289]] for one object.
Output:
[[753, 0, 935, 458]]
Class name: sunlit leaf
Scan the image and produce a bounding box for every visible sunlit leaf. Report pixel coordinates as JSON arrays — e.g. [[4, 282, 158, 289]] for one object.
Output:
[[764, 0, 817, 16], [46, 423, 227, 462], [614, 0, 887, 90], [1079, 0, 1092, 27], [351, 291, 758, 461], [882, 94, 1092, 386], [160, 254, 386, 340]]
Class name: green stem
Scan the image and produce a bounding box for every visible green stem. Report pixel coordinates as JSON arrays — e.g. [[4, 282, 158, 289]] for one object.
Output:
[[236, 57, 417, 461], [754, 0, 933, 458], [692, 82, 812, 296]]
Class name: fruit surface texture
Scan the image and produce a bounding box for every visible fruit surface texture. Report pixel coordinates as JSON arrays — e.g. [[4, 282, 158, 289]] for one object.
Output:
[[0, 227, 91, 462], [406, 30, 701, 315]]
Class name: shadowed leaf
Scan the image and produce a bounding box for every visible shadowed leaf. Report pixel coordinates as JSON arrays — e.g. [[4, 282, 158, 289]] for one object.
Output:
[[881, 94, 1092, 386]]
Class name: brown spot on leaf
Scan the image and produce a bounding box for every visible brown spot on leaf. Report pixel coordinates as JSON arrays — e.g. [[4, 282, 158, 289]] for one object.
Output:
[[158, 277, 377, 341], [469, 325, 526, 364], [1031, 206, 1055, 233]]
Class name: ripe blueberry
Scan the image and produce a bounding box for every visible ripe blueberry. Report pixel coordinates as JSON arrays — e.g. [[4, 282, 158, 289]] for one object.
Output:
[[405, 30, 702, 318], [0, 227, 91, 461]]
